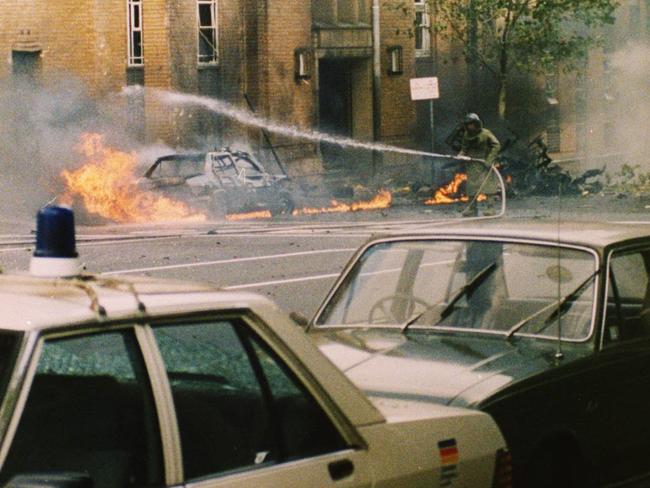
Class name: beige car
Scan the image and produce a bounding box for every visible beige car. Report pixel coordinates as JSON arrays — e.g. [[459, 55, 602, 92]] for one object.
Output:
[[0, 273, 510, 488]]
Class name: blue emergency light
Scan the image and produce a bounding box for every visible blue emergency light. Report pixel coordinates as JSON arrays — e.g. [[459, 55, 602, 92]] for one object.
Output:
[[30, 206, 81, 278]]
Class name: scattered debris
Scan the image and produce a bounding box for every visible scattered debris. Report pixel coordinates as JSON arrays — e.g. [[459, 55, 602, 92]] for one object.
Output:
[[499, 136, 605, 197]]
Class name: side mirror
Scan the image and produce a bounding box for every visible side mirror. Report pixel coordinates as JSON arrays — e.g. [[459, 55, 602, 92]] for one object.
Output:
[[4, 472, 93, 488], [289, 311, 309, 328]]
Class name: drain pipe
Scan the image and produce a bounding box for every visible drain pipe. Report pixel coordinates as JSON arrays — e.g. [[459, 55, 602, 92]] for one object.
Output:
[[372, 0, 382, 175]]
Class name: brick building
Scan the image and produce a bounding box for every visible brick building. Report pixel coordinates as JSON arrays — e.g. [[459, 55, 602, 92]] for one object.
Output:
[[0, 0, 425, 173]]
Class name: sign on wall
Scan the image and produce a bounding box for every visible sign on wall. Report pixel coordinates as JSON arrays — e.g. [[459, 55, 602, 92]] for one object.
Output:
[[410, 77, 440, 101]]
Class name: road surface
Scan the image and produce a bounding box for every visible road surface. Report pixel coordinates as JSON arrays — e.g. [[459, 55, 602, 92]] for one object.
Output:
[[1, 198, 650, 317]]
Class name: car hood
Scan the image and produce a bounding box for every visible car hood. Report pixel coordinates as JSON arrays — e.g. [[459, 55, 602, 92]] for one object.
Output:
[[310, 327, 588, 408]]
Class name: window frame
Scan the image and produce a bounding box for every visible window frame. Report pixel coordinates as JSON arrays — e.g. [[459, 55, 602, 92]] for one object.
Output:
[[0, 324, 173, 485], [601, 245, 650, 349], [197, 0, 219, 66], [127, 0, 144, 67], [0, 330, 31, 469], [146, 310, 365, 479], [0, 310, 367, 485], [414, 0, 432, 58], [313, 236, 601, 343]]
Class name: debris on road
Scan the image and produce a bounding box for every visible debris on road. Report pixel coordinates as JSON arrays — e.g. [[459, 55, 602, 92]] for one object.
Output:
[[499, 136, 605, 197]]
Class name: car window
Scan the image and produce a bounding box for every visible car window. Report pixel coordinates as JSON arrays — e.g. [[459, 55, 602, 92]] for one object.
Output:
[[233, 156, 263, 176], [1, 330, 163, 488], [212, 154, 236, 173], [318, 240, 597, 340], [604, 249, 650, 344], [152, 318, 347, 482], [158, 158, 204, 178]]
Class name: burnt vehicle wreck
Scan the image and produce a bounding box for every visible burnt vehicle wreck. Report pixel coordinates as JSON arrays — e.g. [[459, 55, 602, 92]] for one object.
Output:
[[141, 149, 295, 216]]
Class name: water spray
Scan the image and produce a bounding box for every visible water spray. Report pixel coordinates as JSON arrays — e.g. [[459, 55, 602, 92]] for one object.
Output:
[[122, 86, 465, 162]]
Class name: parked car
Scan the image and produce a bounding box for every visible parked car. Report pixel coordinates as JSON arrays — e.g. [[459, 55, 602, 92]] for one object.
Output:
[[141, 149, 295, 216], [0, 207, 509, 488], [308, 219, 650, 487]]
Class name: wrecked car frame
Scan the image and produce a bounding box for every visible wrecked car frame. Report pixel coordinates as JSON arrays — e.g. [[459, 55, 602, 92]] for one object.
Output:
[[142, 149, 295, 216]]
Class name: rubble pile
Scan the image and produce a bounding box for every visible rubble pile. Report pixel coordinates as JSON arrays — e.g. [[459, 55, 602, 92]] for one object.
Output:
[[498, 137, 605, 197]]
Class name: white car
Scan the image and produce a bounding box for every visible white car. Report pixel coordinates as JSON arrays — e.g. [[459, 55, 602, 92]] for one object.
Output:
[[0, 207, 510, 488]]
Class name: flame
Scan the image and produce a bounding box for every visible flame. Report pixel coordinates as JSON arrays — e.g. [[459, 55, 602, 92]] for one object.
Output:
[[224, 190, 393, 221], [226, 210, 273, 221], [61, 134, 206, 223], [293, 190, 392, 216], [424, 173, 487, 205]]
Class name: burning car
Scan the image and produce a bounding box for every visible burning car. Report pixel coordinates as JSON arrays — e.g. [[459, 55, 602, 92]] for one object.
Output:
[[141, 149, 295, 217]]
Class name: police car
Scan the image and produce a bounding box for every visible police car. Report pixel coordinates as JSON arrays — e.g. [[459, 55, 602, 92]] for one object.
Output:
[[0, 207, 509, 488]]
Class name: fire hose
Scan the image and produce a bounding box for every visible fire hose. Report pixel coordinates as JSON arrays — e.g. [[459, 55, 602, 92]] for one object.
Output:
[[460, 161, 507, 219]]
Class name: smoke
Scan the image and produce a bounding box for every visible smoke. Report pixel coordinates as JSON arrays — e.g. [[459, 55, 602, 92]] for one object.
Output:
[[0, 78, 132, 219], [0, 78, 192, 221], [608, 43, 650, 172]]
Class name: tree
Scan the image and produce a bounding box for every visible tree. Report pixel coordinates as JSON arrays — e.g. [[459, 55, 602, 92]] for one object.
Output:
[[426, 0, 618, 119]]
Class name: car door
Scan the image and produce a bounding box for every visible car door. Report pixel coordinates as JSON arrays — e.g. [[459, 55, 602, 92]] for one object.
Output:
[[0, 327, 165, 488], [148, 315, 374, 488], [597, 246, 650, 483]]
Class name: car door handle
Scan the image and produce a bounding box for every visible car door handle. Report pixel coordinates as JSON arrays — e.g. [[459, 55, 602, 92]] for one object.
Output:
[[328, 459, 354, 481]]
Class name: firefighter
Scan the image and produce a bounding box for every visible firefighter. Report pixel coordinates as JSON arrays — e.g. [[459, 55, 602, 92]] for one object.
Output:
[[458, 113, 501, 216]]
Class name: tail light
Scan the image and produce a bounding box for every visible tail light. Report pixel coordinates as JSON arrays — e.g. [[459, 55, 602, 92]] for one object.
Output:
[[492, 448, 513, 488]]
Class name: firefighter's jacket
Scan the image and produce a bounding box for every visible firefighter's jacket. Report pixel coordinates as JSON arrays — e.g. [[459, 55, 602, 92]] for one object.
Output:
[[459, 128, 501, 195]]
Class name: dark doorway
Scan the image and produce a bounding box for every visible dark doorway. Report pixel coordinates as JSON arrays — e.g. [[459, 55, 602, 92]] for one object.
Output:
[[12, 50, 41, 86], [318, 59, 352, 168]]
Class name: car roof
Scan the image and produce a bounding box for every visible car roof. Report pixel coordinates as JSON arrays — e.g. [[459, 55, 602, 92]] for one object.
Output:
[[155, 153, 205, 163], [0, 274, 271, 333], [379, 217, 650, 252]]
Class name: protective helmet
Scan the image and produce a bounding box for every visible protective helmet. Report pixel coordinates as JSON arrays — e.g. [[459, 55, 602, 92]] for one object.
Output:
[[463, 113, 482, 126]]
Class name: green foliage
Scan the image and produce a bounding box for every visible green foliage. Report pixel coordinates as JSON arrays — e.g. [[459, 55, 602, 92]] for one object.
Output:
[[430, 0, 618, 77], [384, 0, 618, 118], [606, 164, 650, 195]]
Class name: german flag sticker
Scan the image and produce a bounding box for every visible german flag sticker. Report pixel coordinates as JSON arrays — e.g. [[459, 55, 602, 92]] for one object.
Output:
[[438, 438, 459, 486]]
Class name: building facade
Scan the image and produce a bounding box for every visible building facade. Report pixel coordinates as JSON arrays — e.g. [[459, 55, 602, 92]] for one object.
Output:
[[0, 0, 425, 173]]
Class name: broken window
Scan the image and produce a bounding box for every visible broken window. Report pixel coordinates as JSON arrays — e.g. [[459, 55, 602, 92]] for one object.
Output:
[[127, 0, 143, 66], [198, 0, 218, 65], [415, 0, 431, 57]]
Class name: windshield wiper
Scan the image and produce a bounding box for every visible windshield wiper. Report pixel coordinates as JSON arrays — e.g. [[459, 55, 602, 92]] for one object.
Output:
[[401, 261, 498, 334], [505, 269, 598, 340]]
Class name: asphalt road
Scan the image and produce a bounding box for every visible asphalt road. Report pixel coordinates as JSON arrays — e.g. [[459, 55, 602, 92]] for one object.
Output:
[[3, 196, 650, 318], [0, 213, 384, 317]]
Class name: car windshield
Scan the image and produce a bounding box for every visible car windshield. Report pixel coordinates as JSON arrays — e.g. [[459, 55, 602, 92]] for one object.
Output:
[[317, 240, 598, 341]]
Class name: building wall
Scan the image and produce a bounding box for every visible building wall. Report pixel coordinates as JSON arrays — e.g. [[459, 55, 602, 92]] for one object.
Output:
[[263, 0, 315, 162], [142, 0, 173, 143], [379, 2, 417, 147], [0, 0, 424, 171], [0, 0, 127, 94]]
